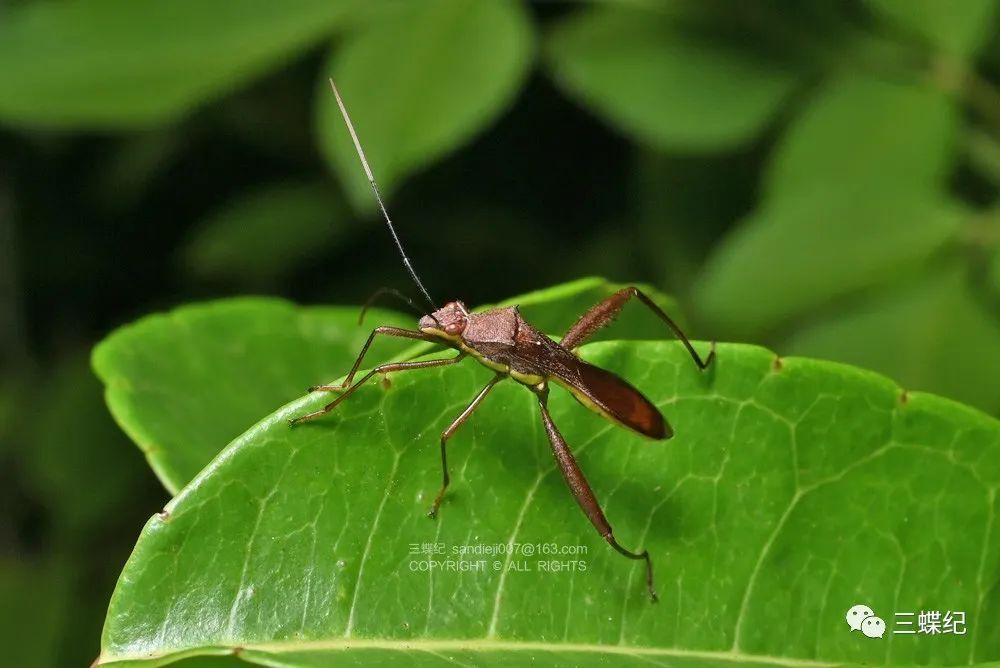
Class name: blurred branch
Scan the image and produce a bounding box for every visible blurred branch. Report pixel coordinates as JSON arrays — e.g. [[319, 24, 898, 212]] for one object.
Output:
[[963, 67, 1000, 137], [961, 206, 1000, 248], [963, 127, 1000, 187], [817, 5, 1000, 144], [963, 206, 1000, 327], [926, 55, 1000, 139]]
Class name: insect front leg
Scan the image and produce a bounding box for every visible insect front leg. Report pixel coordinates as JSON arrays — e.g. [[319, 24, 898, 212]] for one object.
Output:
[[560, 286, 715, 370], [290, 354, 464, 425], [429, 373, 506, 519], [308, 326, 437, 393], [533, 385, 657, 602]]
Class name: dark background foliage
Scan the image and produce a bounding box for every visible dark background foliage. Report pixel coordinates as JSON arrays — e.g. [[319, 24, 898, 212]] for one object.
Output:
[[0, 1, 997, 665]]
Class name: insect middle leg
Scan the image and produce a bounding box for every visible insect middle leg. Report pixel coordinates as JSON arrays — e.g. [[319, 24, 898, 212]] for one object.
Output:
[[308, 326, 437, 393], [533, 384, 657, 602], [290, 355, 464, 425], [560, 286, 715, 370], [428, 373, 506, 519]]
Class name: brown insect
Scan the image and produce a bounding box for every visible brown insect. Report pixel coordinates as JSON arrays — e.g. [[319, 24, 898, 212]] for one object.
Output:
[[290, 80, 715, 602]]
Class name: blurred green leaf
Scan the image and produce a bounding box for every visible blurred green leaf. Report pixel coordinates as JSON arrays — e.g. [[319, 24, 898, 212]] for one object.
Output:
[[787, 265, 1000, 414], [558, 227, 639, 289], [95, 131, 184, 213], [0, 0, 354, 128], [695, 191, 964, 335], [696, 74, 964, 335], [864, 0, 998, 59], [180, 182, 350, 285], [633, 149, 758, 294], [0, 557, 71, 668], [545, 4, 800, 150], [92, 299, 415, 494], [20, 354, 149, 535], [764, 75, 958, 199], [317, 0, 535, 212], [0, 379, 16, 456], [97, 339, 1000, 666]]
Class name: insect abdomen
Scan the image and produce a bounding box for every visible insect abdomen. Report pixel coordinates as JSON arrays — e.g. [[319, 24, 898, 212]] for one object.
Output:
[[553, 362, 670, 440]]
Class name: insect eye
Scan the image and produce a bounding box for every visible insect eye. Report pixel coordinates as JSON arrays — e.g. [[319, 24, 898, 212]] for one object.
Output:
[[445, 321, 465, 335]]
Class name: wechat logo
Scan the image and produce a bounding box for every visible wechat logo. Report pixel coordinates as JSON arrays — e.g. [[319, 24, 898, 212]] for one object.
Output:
[[847, 604, 885, 638]]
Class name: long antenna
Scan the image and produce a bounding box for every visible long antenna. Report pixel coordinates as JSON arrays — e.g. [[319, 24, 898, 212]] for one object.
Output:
[[328, 78, 437, 310]]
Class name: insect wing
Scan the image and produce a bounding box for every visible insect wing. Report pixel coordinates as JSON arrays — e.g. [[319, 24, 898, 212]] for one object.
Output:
[[550, 356, 670, 440]]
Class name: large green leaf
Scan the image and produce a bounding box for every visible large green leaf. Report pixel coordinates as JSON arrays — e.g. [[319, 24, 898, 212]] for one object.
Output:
[[0, 0, 353, 128], [786, 265, 1000, 415], [545, 4, 800, 150], [97, 339, 1000, 665], [92, 279, 690, 495], [317, 0, 535, 212], [92, 299, 415, 494]]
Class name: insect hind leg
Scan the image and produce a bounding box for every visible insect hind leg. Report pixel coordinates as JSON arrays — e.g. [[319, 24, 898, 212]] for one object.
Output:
[[533, 385, 657, 602], [606, 537, 657, 603], [560, 286, 714, 371]]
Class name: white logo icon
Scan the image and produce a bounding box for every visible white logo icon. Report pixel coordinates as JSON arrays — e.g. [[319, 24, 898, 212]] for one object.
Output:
[[862, 615, 886, 638], [846, 604, 875, 632], [847, 604, 885, 639]]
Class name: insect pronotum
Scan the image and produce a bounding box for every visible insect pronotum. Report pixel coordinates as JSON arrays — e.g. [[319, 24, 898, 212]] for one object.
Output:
[[290, 79, 716, 602]]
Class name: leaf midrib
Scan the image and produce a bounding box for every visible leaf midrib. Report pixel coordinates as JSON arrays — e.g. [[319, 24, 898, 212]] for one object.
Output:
[[98, 637, 841, 667]]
